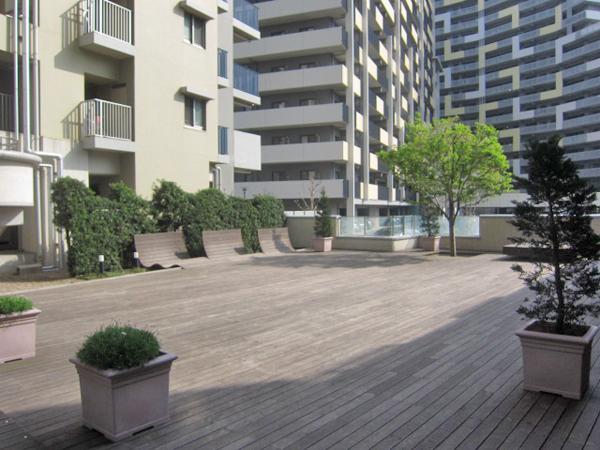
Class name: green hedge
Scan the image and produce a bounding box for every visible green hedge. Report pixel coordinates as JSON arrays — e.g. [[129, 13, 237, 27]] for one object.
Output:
[[253, 195, 286, 229]]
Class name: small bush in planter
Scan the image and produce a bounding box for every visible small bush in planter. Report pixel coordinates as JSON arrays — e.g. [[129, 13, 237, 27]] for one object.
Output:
[[0, 296, 40, 364], [76, 324, 161, 370], [71, 324, 177, 441], [0, 296, 33, 315], [512, 136, 600, 399]]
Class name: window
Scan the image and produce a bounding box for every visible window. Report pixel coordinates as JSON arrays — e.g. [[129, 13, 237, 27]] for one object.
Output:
[[300, 134, 319, 143], [272, 171, 287, 181], [184, 13, 206, 48], [272, 101, 286, 109], [272, 136, 290, 145], [184, 96, 206, 129], [300, 170, 319, 180], [299, 98, 317, 106]]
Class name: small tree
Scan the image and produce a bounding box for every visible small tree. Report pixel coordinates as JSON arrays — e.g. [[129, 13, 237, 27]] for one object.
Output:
[[511, 136, 600, 335], [379, 117, 512, 256], [419, 200, 440, 237], [314, 190, 333, 238]]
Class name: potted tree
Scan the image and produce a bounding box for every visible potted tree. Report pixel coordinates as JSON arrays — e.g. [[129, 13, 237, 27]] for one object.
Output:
[[512, 137, 600, 400], [70, 324, 177, 441], [0, 296, 41, 363], [313, 189, 334, 252], [418, 201, 441, 253]]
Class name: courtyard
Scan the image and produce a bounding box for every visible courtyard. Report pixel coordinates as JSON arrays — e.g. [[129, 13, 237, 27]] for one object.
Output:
[[1, 251, 600, 449]]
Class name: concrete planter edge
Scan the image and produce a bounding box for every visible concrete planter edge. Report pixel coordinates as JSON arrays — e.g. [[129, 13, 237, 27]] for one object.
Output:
[[0, 308, 41, 363], [313, 237, 333, 252]]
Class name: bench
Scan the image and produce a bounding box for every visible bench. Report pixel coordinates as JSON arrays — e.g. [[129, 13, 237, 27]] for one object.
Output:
[[202, 229, 248, 260], [134, 231, 207, 269], [258, 227, 295, 255], [503, 244, 574, 261]]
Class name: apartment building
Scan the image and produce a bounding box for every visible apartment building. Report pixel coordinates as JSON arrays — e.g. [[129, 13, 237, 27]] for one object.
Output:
[[436, 0, 600, 195], [233, 0, 436, 216], [0, 0, 261, 272]]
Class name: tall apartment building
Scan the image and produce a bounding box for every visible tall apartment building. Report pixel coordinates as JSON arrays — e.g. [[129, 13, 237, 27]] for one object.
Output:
[[0, 0, 261, 272], [436, 0, 600, 196], [233, 0, 436, 216]]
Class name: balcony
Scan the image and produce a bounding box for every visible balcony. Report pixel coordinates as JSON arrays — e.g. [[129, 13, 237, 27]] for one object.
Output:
[[80, 99, 134, 153], [79, 0, 135, 59], [235, 103, 348, 131], [234, 27, 347, 63], [233, 63, 261, 106], [259, 65, 348, 95], [256, 0, 347, 26], [233, 0, 260, 41], [262, 141, 351, 164], [235, 179, 347, 199], [233, 130, 261, 171]]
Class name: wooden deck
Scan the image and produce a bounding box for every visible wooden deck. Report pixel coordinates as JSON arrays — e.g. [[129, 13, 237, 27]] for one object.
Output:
[[1, 251, 600, 449]]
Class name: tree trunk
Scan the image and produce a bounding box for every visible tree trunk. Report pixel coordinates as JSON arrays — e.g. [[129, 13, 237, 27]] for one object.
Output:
[[448, 216, 457, 257]]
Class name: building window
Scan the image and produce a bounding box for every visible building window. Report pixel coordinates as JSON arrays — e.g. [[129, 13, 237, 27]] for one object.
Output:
[[184, 96, 206, 129], [272, 171, 287, 181], [184, 13, 206, 48], [218, 126, 228, 155], [299, 98, 317, 106], [272, 136, 290, 145], [300, 170, 319, 180]]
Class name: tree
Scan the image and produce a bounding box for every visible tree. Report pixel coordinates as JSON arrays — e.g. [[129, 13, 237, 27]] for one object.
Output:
[[314, 189, 333, 238], [378, 117, 512, 256], [511, 136, 600, 335], [295, 176, 321, 213]]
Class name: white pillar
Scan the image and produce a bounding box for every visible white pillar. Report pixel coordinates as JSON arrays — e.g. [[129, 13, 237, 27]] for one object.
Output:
[[13, 0, 19, 146], [22, 0, 31, 153]]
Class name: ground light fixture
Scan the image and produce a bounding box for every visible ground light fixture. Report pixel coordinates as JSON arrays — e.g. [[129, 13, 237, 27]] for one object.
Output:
[[133, 251, 140, 268], [98, 255, 105, 274]]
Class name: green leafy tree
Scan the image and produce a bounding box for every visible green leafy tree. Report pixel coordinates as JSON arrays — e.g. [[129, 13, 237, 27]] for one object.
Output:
[[314, 190, 333, 238], [151, 180, 191, 232], [379, 117, 512, 256], [511, 137, 600, 335]]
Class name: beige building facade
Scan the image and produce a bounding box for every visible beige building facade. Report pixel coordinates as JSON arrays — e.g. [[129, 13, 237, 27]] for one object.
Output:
[[0, 0, 261, 272]]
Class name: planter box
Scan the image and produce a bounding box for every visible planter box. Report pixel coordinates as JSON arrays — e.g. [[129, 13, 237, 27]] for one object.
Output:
[[516, 320, 598, 400], [0, 308, 41, 363], [419, 236, 441, 253], [313, 237, 333, 252], [70, 352, 177, 442]]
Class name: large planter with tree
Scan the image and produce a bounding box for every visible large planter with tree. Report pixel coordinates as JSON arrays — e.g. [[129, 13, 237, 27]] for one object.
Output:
[[0, 296, 41, 363], [313, 190, 333, 252], [379, 118, 512, 256], [418, 201, 441, 253], [70, 324, 177, 441], [512, 136, 600, 400]]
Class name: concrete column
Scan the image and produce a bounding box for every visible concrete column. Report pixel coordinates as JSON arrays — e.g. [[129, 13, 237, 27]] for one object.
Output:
[[345, 0, 356, 216], [418, 0, 426, 120], [385, 35, 395, 202], [361, 0, 370, 202]]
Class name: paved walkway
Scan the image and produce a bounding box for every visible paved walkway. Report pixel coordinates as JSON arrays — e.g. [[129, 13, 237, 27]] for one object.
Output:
[[1, 251, 599, 449]]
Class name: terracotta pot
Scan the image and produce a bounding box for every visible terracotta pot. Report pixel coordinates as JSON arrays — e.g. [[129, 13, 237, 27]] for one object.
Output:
[[70, 352, 177, 441], [0, 308, 41, 364], [516, 320, 598, 400], [419, 235, 441, 253], [313, 237, 333, 252]]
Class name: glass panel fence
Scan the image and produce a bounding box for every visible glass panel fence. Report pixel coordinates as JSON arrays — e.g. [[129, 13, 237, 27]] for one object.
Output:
[[338, 216, 480, 238]]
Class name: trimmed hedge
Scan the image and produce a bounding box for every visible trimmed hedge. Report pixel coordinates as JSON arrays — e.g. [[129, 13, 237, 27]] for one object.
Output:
[[0, 296, 33, 315], [253, 195, 286, 229], [151, 180, 190, 232]]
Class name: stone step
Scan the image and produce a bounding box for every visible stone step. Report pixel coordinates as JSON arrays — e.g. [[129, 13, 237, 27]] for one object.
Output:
[[17, 263, 42, 275]]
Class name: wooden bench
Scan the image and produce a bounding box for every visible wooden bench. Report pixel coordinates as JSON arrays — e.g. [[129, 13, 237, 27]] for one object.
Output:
[[503, 244, 574, 261], [258, 227, 295, 255], [134, 231, 207, 269], [202, 229, 248, 260]]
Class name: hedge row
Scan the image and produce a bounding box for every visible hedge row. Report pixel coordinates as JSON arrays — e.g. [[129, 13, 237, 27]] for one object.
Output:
[[51, 178, 285, 275]]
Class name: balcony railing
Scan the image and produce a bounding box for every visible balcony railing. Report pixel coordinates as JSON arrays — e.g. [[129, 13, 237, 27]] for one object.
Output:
[[81, 99, 132, 141], [234, 63, 259, 97], [0, 93, 14, 132], [233, 0, 258, 30], [81, 0, 133, 44], [218, 49, 228, 79]]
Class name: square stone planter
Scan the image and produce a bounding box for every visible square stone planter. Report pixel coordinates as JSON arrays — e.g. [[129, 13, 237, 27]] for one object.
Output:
[[419, 235, 441, 253], [516, 320, 598, 400], [313, 237, 333, 252], [0, 308, 41, 363], [70, 352, 177, 441]]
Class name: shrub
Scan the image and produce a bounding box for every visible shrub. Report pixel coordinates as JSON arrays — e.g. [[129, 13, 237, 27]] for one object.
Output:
[[314, 190, 333, 238], [0, 296, 33, 315], [151, 180, 191, 232], [253, 195, 286, 228], [230, 197, 261, 252], [51, 177, 95, 248], [77, 324, 161, 370]]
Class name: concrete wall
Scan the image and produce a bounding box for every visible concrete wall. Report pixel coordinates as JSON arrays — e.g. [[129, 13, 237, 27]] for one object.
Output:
[[286, 216, 317, 248]]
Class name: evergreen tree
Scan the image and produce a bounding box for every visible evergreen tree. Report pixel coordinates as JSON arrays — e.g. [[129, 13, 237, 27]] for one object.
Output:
[[314, 190, 333, 238]]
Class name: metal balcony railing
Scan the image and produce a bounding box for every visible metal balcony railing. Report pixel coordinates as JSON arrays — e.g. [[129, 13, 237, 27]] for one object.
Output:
[[81, 99, 132, 141], [218, 49, 228, 79], [81, 0, 133, 44], [234, 63, 259, 97], [233, 0, 258, 30], [0, 93, 14, 132]]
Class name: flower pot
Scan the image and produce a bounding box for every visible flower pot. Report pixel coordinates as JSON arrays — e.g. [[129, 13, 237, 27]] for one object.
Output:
[[516, 320, 598, 400], [419, 235, 441, 253], [313, 237, 333, 252], [70, 352, 177, 441], [0, 308, 41, 363]]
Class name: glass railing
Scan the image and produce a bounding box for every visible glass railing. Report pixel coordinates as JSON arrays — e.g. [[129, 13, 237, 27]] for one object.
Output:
[[338, 215, 480, 238], [233, 0, 259, 30], [218, 48, 228, 79], [234, 63, 259, 97]]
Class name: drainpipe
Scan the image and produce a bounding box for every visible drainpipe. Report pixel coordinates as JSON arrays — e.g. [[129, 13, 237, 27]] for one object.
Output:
[[38, 163, 53, 268], [21, 0, 31, 153], [32, 0, 40, 151], [13, 0, 19, 146], [40, 152, 64, 269]]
